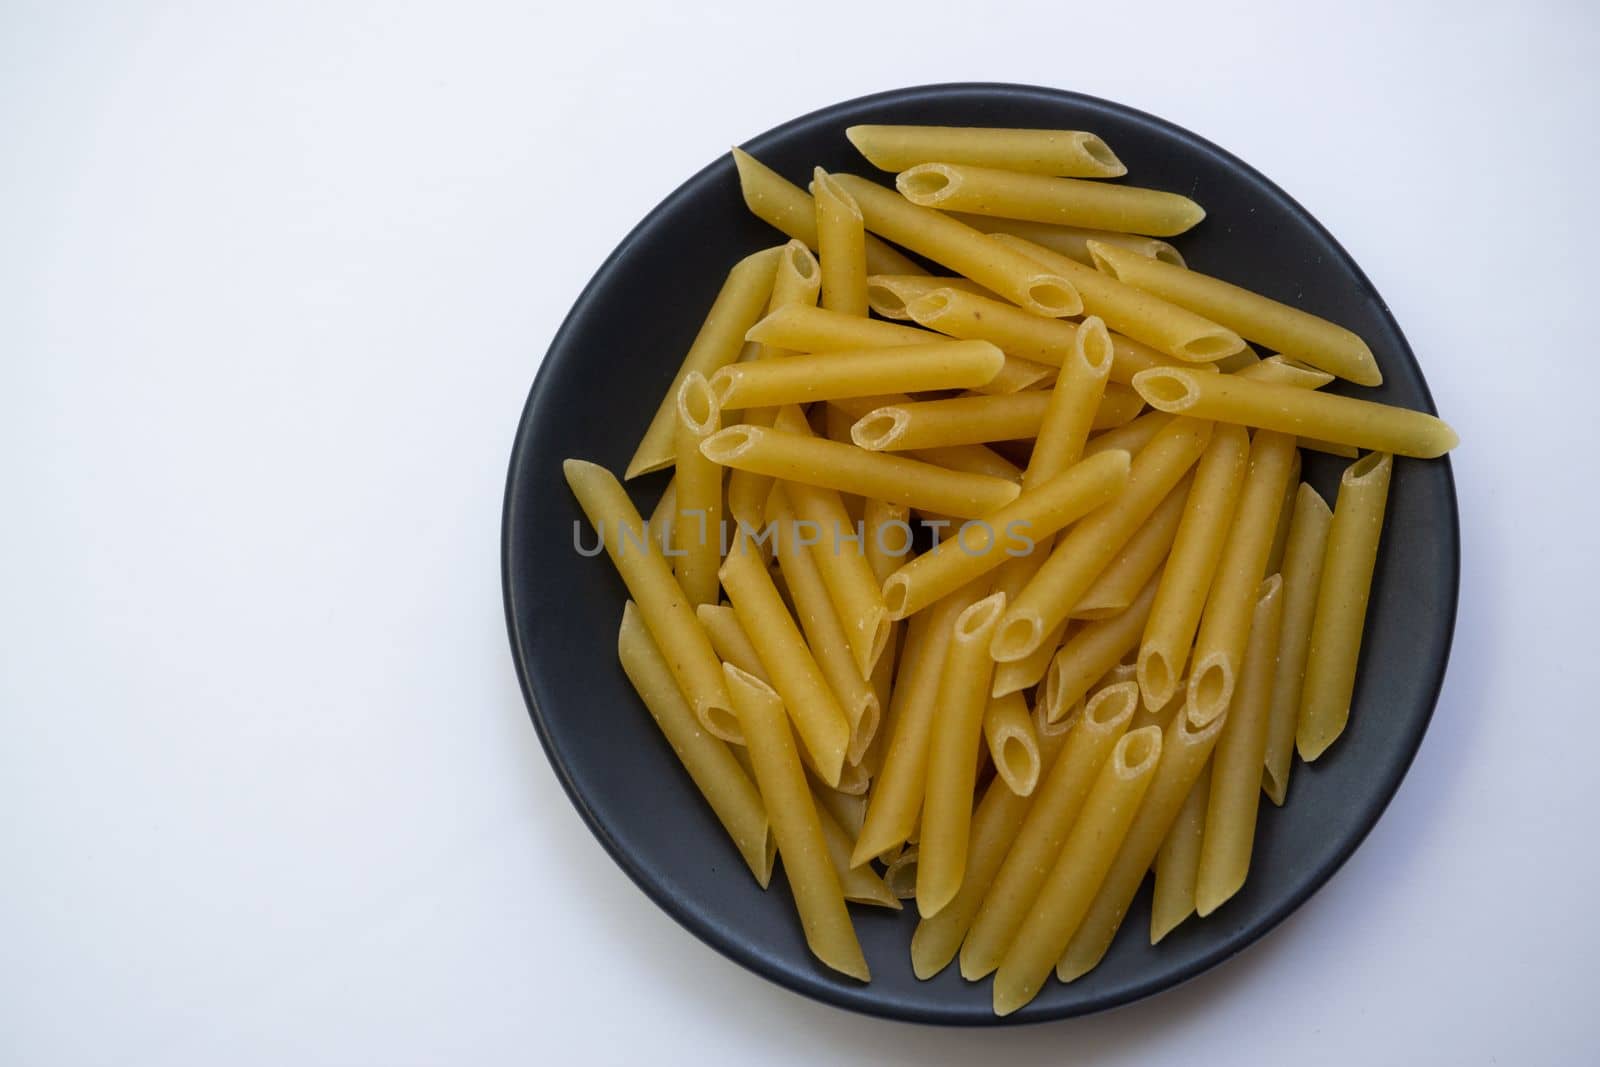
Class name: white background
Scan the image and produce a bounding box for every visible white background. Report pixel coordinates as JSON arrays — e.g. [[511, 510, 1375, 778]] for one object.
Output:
[[3, 1, 1596, 1063]]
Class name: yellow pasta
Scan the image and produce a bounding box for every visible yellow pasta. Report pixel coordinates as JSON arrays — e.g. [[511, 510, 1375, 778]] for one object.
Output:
[[846, 124, 1126, 178], [1073, 469, 1192, 619], [918, 592, 1007, 918], [882, 846, 920, 900], [695, 602, 768, 682], [945, 211, 1185, 267], [1299, 452, 1394, 760], [880, 449, 1132, 619], [828, 395, 1025, 484], [993, 725, 1163, 1015], [1056, 696, 1229, 980], [813, 168, 869, 316], [992, 417, 1213, 662], [812, 780, 868, 839], [897, 162, 1205, 237], [1187, 431, 1298, 724], [850, 581, 987, 865], [724, 664, 869, 980], [993, 233, 1246, 363], [566, 460, 737, 738], [617, 603, 774, 887], [1084, 410, 1174, 458], [831, 173, 1083, 318], [719, 536, 850, 785], [1025, 315, 1115, 489], [850, 386, 1139, 452], [960, 682, 1139, 979], [699, 424, 1021, 519], [747, 302, 936, 354], [814, 788, 900, 910], [1132, 367, 1457, 458], [729, 147, 922, 275], [1090, 241, 1384, 386], [1136, 424, 1251, 710], [781, 472, 892, 679], [770, 488, 880, 766], [1044, 570, 1162, 721], [1265, 448, 1304, 576], [866, 274, 992, 320], [903, 285, 1185, 385], [1151, 760, 1211, 943], [1196, 574, 1284, 915], [710, 340, 1004, 409], [1264, 483, 1333, 804], [671, 373, 724, 607], [627, 246, 782, 479], [983, 690, 1042, 796], [1236, 354, 1335, 390]]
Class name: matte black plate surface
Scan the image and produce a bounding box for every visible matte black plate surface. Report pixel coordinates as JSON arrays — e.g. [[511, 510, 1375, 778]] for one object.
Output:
[[502, 83, 1458, 1025]]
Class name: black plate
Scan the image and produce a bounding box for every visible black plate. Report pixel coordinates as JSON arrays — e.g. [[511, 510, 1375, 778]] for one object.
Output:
[[502, 83, 1458, 1025]]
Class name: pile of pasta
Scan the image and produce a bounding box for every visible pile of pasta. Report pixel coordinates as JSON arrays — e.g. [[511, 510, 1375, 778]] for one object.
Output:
[[563, 124, 1457, 1014]]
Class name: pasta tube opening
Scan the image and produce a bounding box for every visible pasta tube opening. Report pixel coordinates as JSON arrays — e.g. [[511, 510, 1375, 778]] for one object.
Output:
[[677, 373, 719, 435], [1346, 450, 1390, 482], [1029, 280, 1080, 315], [995, 734, 1039, 796], [1138, 647, 1179, 713], [1179, 333, 1246, 362], [865, 279, 912, 318], [991, 612, 1044, 663], [699, 425, 757, 464], [851, 408, 909, 452], [1133, 368, 1201, 411], [1087, 679, 1141, 730], [1079, 134, 1121, 172], [958, 591, 1008, 638], [898, 166, 954, 201], [1188, 654, 1235, 727], [1117, 724, 1164, 776], [883, 847, 919, 899]]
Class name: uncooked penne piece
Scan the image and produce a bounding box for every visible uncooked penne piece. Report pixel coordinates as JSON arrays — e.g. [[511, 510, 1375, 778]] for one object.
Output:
[[770, 489, 880, 766], [725, 664, 869, 980], [960, 682, 1139, 979], [1045, 570, 1162, 721], [729, 147, 922, 275], [719, 536, 850, 785], [829, 394, 1025, 484], [880, 450, 1131, 619], [904, 286, 1184, 385], [699, 424, 1021, 519], [646, 476, 676, 552], [993, 233, 1245, 364], [627, 246, 782, 479], [866, 274, 991, 320], [1026, 316, 1115, 489], [898, 162, 1205, 237], [1152, 759, 1211, 943], [813, 778, 868, 839], [1132, 367, 1457, 458], [850, 581, 987, 865], [831, 174, 1083, 318], [566, 460, 737, 738], [990, 616, 1069, 699], [711, 340, 1004, 409], [847, 124, 1126, 178], [850, 386, 1139, 452], [985, 536, 1059, 697], [882, 846, 920, 900], [814, 788, 900, 910], [617, 603, 774, 887], [1299, 452, 1394, 760], [1056, 696, 1229, 980], [1072, 469, 1191, 619], [671, 373, 724, 606], [1265, 448, 1304, 577], [746, 303, 935, 353], [1187, 431, 1298, 724], [917, 593, 1006, 918], [1236, 355, 1334, 390], [1136, 424, 1251, 710], [1084, 410, 1174, 458], [992, 418, 1213, 662], [983, 691, 1041, 796], [1264, 483, 1333, 803], [1090, 241, 1383, 386], [993, 725, 1163, 1015], [813, 168, 868, 316], [696, 602, 768, 682], [1197, 574, 1284, 915], [945, 212, 1185, 267]]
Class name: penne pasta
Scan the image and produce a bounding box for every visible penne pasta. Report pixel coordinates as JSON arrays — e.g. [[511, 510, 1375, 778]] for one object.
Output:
[[918, 593, 1007, 918], [711, 340, 1004, 409], [829, 393, 1025, 484], [724, 664, 869, 980], [897, 162, 1205, 237], [993, 233, 1245, 364], [1265, 448, 1304, 577], [846, 124, 1126, 178], [627, 246, 782, 479], [866, 274, 991, 320], [983, 690, 1042, 796], [781, 473, 892, 678], [1299, 453, 1394, 760], [831, 173, 1084, 318], [671, 373, 724, 606], [1264, 483, 1333, 803], [1090, 241, 1383, 386], [1132, 367, 1457, 458], [1073, 469, 1192, 619], [850, 386, 1139, 452], [1056, 696, 1229, 980], [812, 778, 869, 839], [813, 168, 869, 316], [696, 602, 768, 682], [1196, 574, 1284, 915], [992, 417, 1213, 662], [1136, 424, 1251, 710], [565, 460, 737, 738], [960, 682, 1139, 979], [729, 147, 922, 275], [1084, 410, 1174, 458], [880, 449, 1132, 620], [1026, 315, 1116, 488], [993, 725, 1164, 1015], [699, 424, 1021, 519], [1151, 760, 1211, 943], [945, 211, 1185, 267], [618, 603, 774, 887], [719, 535, 851, 785], [1236, 354, 1335, 390], [1187, 431, 1298, 724], [850, 581, 987, 866], [1044, 570, 1163, 721], [814, 788, 901, 910], [989, 616, 1068, 699], [882, 846, 920, 900]]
